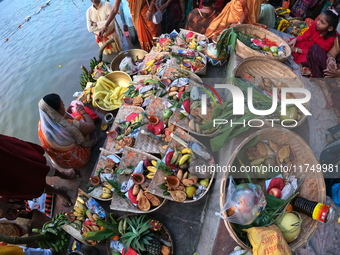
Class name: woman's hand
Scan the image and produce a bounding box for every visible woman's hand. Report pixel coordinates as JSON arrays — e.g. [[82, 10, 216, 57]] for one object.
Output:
[[159, 3, 167, 11], [91, 22, 97, 26], [324, 67, 340, 78], [146, 10, 153, 21], [288, 38, 297, 47], [327, 57, 337, 70], [76, 104, 85, 114]]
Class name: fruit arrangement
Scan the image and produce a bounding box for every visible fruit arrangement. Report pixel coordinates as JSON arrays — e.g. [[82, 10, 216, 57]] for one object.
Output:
[[33, 213, 71, 253], [148, 131, 214, 203], [77, 81, 96, 104], [123, 78, 167, 107], [176, 30, 208, 51], [172, 49, 206, 74], [119, 159, 164, 212], [140, 52, 171, 75], [88, 150, 121, 200], [67, 194, 106, 245]]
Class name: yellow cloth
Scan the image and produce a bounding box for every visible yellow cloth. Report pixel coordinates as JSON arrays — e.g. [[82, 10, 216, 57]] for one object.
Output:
[[205, 0, 261, 38], [86, 1, 121, 54], [0, 246, 24, 255], [93, 76, 128, 110]]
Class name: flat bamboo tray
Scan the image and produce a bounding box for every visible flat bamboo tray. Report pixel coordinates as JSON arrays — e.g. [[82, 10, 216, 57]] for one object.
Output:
[[134, 96, 168, 154], [87, 148, 121, 201], [148, 128, 215, 203], [220, 127, 325, 251], [110, 147, 166, 213], [177, 28, 209, 51], [234, 24, 291, 62], [161, 65, 203, 84], [104, 105, 145, 153], [106, 214, 174, 255], [232, 57, 309, 128]]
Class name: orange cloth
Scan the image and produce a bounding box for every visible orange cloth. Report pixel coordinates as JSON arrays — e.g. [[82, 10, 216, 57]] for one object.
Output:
[[205, 0, 262, 38], [38, 122, 90, 169], [128, 0, 160, 52], [0, 246, 24, 255]]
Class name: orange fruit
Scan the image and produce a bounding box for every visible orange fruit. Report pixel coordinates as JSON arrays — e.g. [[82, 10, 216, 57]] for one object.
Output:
[[111, 235, 120, 241], [286, 204, 293, 212]]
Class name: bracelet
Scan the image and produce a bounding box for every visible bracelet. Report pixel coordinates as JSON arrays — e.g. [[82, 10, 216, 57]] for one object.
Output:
[[327, 57, 336, 64], [295, 48, 298, 53]]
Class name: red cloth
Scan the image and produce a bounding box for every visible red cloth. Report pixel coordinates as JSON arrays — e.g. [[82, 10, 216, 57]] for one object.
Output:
[[0, 134, 50, 200], [291, 23, 336, 64]]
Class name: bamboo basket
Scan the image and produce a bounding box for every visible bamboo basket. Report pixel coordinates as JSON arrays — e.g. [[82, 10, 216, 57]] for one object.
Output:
[[62, 189, 107, 246], [106, 214, 174, 255], [109, 147, 166, 213], [220, 127, 326, 251], [234, 24, 291, 62], [87, 148, 121, 201], [134, 96, 168, 154], [177, 28, 209, 51], [232, 57, 309, 128], [148, 128, 215, 203], [104, 105, 145, 153]]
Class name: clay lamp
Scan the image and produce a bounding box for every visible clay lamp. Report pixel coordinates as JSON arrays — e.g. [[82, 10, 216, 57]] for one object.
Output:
[[131, 173, 145, 185], [123, 97, 133, 105], [89, 176, 100, 186], [139, 70, 148, 75], [161, 78, 171, 86], [106, 130, 118, 139], [65, 212, 76, 222], [147, 115, 159, 125], [164, 176, 180, 189]]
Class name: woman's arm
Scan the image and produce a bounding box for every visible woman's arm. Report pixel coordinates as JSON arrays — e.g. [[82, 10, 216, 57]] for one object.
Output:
[[76, 105, 96, 136], [99, 0, 122, 37], [180, 0, 186, 20]]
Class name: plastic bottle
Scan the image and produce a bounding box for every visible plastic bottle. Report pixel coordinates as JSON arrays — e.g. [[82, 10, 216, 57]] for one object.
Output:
[[291, 197, 340, 223]]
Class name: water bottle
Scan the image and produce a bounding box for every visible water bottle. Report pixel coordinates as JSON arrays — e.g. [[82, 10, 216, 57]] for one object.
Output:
[[291, 196, 340, 223]]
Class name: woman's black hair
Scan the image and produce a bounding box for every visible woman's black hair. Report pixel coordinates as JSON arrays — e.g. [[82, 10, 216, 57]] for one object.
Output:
[[321, 9, 339, 39], [43, 93, 61, 111], [202, 0, 217, 7]]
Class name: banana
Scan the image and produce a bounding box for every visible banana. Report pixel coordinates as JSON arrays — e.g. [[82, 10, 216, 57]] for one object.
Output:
[[118, 219, 124, 235], [146, 172, 155, 179], [100, 193, 112, 199], [102, 187, 111, 194], [103, 181, 113, 190], [151, 160, 157, 167], [175, 152, 183, 165], [145, 60, 155, 66], [147, 166, 157, 172], [181, 148, 191, 154], [178, 154, 190, 166]]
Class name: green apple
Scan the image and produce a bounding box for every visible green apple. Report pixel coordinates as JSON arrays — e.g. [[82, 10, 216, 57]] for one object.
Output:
[[199, 178, 209, 187], [262, 45, 270, 51], [186, 186, 197, 198], [280, 106, 298, 124], [196, 56, 203, 61], [163, 109, 173, 119], [196, 45, 204, 51], [270, 46, 278, 53]]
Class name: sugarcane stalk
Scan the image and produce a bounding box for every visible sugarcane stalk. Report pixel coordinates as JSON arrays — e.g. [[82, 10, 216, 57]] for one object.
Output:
[[0, 233, 46, 244], [98, 38, 116, 62]]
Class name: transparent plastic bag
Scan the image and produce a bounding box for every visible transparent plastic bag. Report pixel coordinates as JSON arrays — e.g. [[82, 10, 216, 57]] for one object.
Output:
[[119, 56, 136, 73], [217, 177, 267, 225]]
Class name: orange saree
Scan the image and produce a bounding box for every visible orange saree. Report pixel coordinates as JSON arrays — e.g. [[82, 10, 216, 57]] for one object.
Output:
[[128, 0, 160, 52], [205, 0, 261, 38]]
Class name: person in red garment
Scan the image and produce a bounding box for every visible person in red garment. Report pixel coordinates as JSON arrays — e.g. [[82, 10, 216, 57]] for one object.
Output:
[[0, 134, 75, 219], [283, 9, 339, 65]]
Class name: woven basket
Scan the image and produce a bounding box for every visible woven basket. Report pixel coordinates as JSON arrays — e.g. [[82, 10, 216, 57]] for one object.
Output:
[[110, 49, 148, 74], [134, 96, 168, 154], [232, 57, 309, 128], [109, 147, 166, 213], [170, 46, 207, 75], [104, 105, 145, 153], [234, 24, 291, 62], [220, 127, 326, 251], [148, 128, 215, 203], [87, 148, 121, 201], [177, 28, 209, 51], [106, 214, 174, 255]]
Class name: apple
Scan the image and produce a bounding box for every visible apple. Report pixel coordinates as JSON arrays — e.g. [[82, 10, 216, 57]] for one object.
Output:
[[268, 188, 282, 198]]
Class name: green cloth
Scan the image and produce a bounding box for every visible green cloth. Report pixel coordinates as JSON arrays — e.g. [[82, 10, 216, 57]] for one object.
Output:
[[258, 4, 276, 29]]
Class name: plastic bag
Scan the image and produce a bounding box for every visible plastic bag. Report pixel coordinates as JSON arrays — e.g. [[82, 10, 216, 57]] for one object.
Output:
[[217, 177, 266, 225], [119, 56, 136, 73], [244, 225, 292, 255]]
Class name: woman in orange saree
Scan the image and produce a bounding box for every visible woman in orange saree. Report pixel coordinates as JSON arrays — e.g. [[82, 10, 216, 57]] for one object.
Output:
[[205, 0, 262, 39]]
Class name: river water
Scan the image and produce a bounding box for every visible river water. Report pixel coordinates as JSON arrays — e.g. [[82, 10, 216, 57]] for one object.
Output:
[[0, 0, 100, 144]]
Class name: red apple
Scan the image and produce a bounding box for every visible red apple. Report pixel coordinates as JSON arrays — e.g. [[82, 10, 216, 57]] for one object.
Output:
[[268, 188, 282, 198]]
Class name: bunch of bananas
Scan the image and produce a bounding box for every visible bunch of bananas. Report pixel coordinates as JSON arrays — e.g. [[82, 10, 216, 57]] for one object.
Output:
[[146, 160, 158, 179], [73, 196, 87, 221], [81, 82, 96, 104], [188, 37, 198, 50], [34, 213, 71, 253], [79, 57, 99, 90], [144, 59, 155, 72], [100, 181, 113, 199]]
